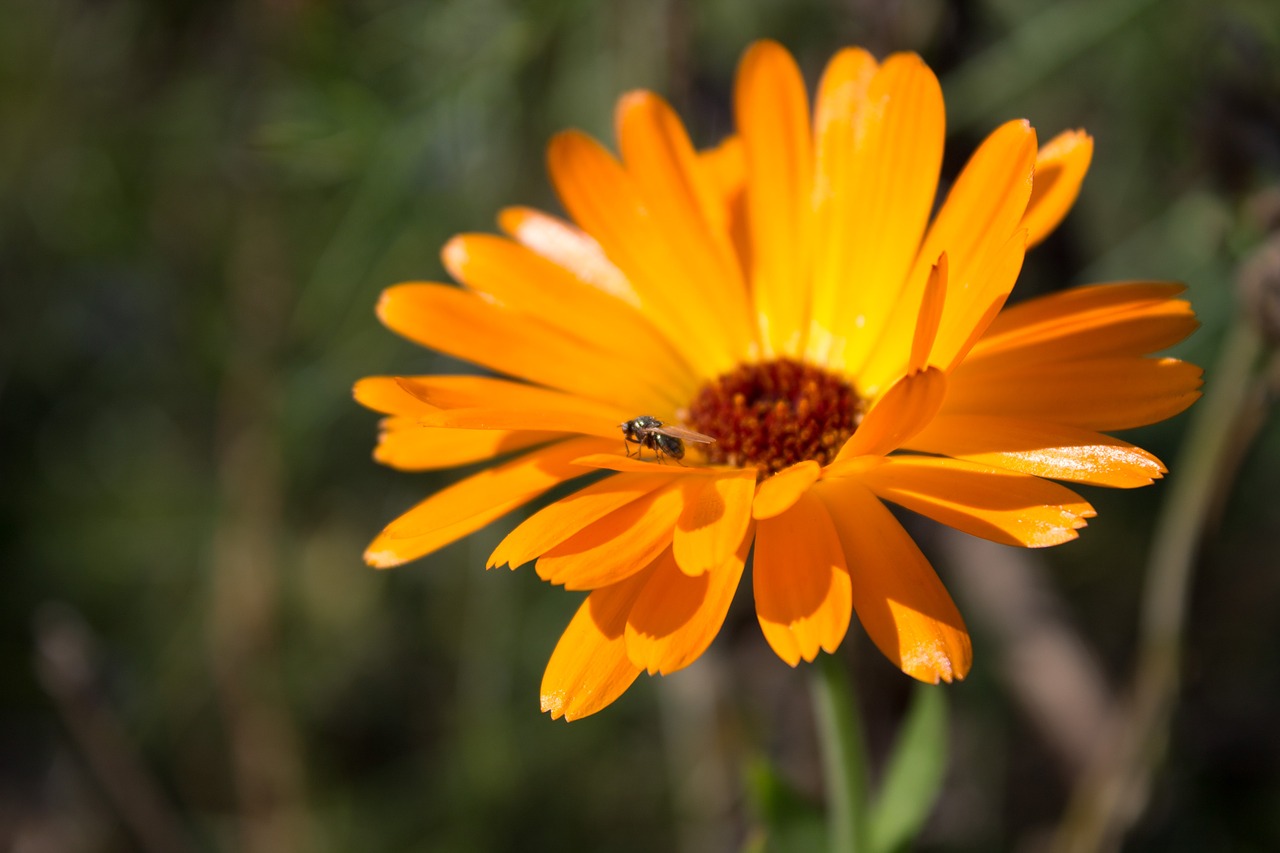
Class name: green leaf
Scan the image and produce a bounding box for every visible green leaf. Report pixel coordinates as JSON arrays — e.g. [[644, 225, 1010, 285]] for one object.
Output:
[[744, 754, 828, 853], [868, 684, 949, 853]]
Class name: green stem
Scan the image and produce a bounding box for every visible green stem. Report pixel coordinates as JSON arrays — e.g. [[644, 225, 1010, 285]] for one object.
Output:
[[811, 653, 869, 853]]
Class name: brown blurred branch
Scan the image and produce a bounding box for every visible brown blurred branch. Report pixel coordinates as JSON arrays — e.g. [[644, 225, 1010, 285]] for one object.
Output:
[[34, 604, 198, 853], [1053, 318, 1269, 853], [942, 533, 1116, 778]]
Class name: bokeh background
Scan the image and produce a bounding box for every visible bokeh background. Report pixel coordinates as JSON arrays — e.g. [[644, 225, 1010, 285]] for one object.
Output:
[[3, 0, 1279, 850]]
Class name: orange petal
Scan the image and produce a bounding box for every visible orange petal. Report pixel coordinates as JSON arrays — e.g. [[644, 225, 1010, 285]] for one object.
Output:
[[625, 529, 752, 675], [489, 472, 672, 569], [736, 40, 814, 357], [354, 376, 438, 416], [380, 374, 610, 412], [697, 136, 750, 274], [387, 375, 626, 437], [365, 436, 610, 567], [931, 229, 1027, 372], [548, 130, 746, 375], [616, 92, 753, 357], [374, 419, 558, 471], [815, 480, 971, 683], [541, 571, 649, 721], [857, 119, 1036, 391], [536, 480, 686, 590], [497, 206, 638, 306], [753, 490, 852, 665], [442, 234, 695, 395], [943, 355, 1203, 431], [905, 415, 1166, 488], [843, 455, 1095, 548], [969, 281, 1198, 363], [376, 284, 676, 411], [389, 371, 629, 432], [834, 367, 946, 461], [409, 407, 621, 438], [915, 118, 1036, 296], [673, 469, 758, 576], [909, 253, 948, 372], [752, 460, 821, 519], [810, 53, 945, 373], [1022, 130, 1093, 248], [570, 453, 723, 476], [805, 46, 877, 365], [697, 136, 746, 229]]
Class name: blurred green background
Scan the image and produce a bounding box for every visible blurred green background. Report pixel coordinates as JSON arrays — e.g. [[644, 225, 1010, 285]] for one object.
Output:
[[3, 0, 1279, 850]]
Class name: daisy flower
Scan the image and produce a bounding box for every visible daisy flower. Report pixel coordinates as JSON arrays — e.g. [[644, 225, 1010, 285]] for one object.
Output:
[[356, 41, 1201, 721]]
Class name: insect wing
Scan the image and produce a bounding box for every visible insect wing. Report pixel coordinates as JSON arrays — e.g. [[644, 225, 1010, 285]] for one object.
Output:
[[652, 425, 716, 445]]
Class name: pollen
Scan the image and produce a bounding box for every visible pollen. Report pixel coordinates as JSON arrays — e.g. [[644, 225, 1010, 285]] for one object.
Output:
[[684, 359, 864, 478]]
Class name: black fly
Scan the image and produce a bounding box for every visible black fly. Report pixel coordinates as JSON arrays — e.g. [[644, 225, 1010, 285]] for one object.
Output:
[[619, 416, 715, 463]]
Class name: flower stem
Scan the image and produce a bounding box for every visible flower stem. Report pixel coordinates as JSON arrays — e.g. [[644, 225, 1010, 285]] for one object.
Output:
[[811, 652, 869, 853]]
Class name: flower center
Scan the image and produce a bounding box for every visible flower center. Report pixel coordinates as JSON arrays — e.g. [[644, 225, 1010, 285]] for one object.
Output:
[[683, 358, 864, 478]]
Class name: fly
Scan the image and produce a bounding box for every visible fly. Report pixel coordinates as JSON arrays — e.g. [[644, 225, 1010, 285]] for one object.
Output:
[[619, 415, 716, 464]]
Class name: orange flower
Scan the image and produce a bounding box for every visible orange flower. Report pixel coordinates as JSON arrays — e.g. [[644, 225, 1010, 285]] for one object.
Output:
[[357, 41, 1202, 720]]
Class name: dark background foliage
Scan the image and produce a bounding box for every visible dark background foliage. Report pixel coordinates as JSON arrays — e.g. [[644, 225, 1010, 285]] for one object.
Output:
[[2, 0, 1278, 850]]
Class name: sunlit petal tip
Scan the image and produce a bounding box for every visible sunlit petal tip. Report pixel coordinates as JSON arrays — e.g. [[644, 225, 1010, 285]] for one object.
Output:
[[438, 234, 469, 278], [540, 690, 567, 719], [902, 646, 970, 685], [363, 549, 400, 569], [540, 577, 648, 720]]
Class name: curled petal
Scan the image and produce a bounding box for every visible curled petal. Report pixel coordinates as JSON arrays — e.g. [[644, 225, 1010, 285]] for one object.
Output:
[[858, 119, 1036, 391], [354, 376, 438, 416], [836, 367, 946, 460], [374, 420, 557, 471], [1022, 129, 1093, 248], [909, 253, 947, 372]]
